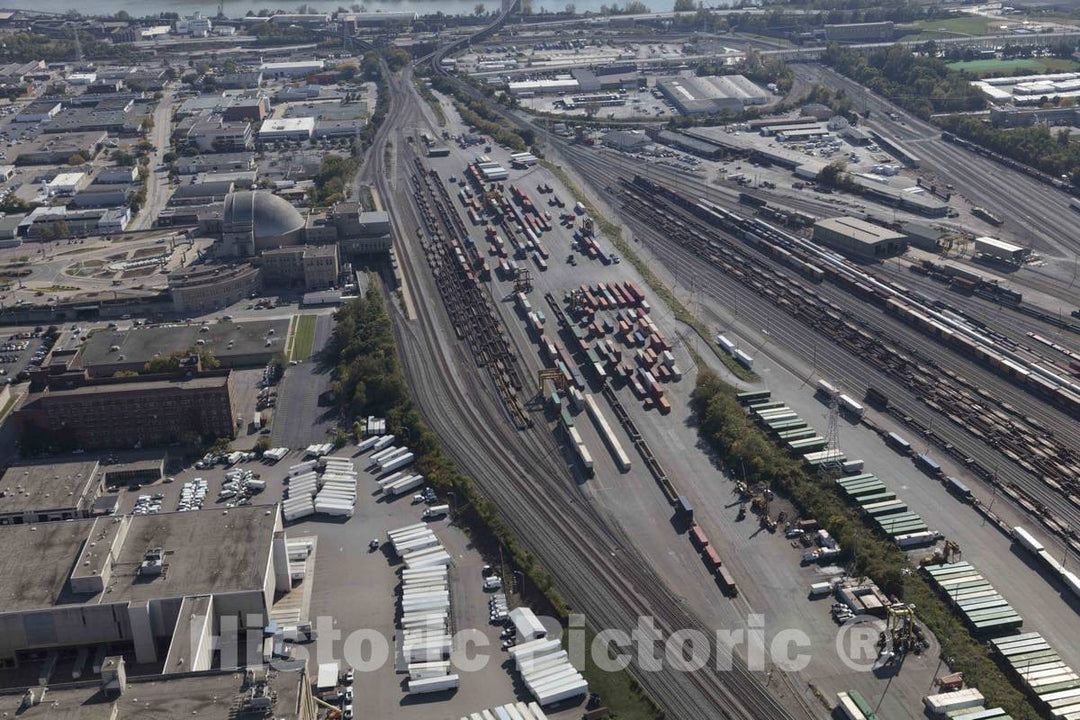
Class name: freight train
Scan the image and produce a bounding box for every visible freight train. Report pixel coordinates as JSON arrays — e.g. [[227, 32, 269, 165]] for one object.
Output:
[[631, 174, 1080, 419]]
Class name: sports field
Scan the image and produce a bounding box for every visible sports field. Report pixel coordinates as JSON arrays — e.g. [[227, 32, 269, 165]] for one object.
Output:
[[946, 57, 1080, 76], [288, 314, 318, 361]]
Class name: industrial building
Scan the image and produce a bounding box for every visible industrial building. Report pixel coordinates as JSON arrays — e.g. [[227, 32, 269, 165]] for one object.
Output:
[[0, 459, 102, 526], [16, 370, 240, 449], [0, 504, 289, 670], [813, 216, 908, 260], [259, 60, 325, 78], [824, 21, 895, 42], [657, 74, 770, 115], [1, 662, 317, 720], [975, 236, 1030, 265], [973, 72, 1080, 105], [76, 319, 289, 376]]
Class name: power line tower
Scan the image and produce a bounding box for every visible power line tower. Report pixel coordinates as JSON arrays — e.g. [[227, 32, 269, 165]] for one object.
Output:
[[823, 392, 843, 476], [70, 27, 84, 64]]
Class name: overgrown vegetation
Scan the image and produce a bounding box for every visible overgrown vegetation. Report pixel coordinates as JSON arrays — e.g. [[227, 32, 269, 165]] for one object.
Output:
[[430, 74, 535, 151], [823, 44, 985, 118], [937, 113, 1080, 185], [307, 153, 358, 207], [540, 159, 755, 381], [690, 371, 1039, 720], [143, 347, 221, 373]]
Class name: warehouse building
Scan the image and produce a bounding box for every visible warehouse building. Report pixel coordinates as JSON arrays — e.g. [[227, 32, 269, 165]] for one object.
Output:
[[16, 371, 241, 449], [77, 318, 289, 376], [259, 60, 325, 78], [0, 459, 102, 526], [0, 662, 316, 720], [813, 216, 907, 260], [0, 504, 290, 670], [824, 21, 894, 42], [657, 74, 769, 115], [975, 236, 1029, 265]]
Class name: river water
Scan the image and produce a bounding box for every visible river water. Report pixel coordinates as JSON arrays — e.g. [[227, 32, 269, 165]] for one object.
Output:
[[9, 0, 697, 20]]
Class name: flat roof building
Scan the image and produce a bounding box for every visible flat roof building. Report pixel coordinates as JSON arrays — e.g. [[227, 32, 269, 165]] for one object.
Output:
[[975, 236, 1029, 265], [78, 319, 289, 376], [259, 60, 325, 78], [16, 372, 240, 449], [260, 244, 339, 290], [813, 216, 908, 260], [658, 74, 769, 115], [0, 459, 102, 526], [0, 504, 289, 670], [258, 117, 315, 142]]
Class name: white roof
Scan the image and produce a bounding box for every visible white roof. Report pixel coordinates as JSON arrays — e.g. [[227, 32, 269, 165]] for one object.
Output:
[[260, 60, 325, 70], [316, 661, 339, 689], [47, 172, 85, 186], [975, 236, 1025, 253], [259, 117, 316, 134]]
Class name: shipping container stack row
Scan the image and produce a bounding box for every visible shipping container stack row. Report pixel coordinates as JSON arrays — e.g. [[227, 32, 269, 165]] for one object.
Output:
[[834, 474, 935, 547], [991, 632, 1080, 719], [922, 689, 1008, 719], [565, 282, 677, 414], [458, 701, 552, 720], [282, 453, 360, 521], [921, 561, 1024, 636], [688, 522, 738, 596], [387, 523, 459, 695], [507, 637, 588, 707], [737, 390, 850, 471]]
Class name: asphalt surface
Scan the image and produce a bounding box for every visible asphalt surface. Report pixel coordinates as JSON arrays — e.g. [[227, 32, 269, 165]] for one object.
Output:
[[555, 140, 1080, 556], [271, 314, 338, 449], [365, 61, 815, 719]]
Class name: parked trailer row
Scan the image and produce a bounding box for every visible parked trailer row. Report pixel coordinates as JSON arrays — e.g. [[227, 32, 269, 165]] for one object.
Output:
[[1012, 525, 1080, 601]]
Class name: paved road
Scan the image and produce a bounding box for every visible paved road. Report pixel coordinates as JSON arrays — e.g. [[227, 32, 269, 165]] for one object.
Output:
[[271, 314, 337, 448], [130, 85, 175, 232]]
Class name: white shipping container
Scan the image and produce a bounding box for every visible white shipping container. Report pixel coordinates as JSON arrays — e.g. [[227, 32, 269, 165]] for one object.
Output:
[[716, 334, 736, 354], [532, 678, 588, 706], [407, 674, 459, 694], [380, 452, 416, 475], [405, 552, 452, 569], [385, 474, 424, 496], [1012, 526, 1045, 554], [372, 434, 396, 451], [838, 393, 864, 417], [734, 349, 753, 369], [388, 522, 427, 538], [408, 661, 451, 680], [356, 436, 380, 453], [924, 689, 984, 714]]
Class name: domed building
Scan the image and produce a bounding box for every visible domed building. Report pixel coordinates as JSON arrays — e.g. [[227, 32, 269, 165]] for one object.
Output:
[[219, 190, 305, 257]]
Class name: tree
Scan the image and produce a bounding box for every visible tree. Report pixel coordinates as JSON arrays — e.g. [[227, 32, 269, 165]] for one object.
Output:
[[67, 153, 86, 166], [253, 436, 272, 456], [113, 370, 138, 378], [674, 0, 695, 11], [564, 3, 575, 13], [474, 2, 486, 15]]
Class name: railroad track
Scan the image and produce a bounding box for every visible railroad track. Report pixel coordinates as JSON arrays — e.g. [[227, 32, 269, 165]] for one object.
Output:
[[565, 167, 1080, 552], [408, 159, 531, 429], [368, 64, 812, 720]]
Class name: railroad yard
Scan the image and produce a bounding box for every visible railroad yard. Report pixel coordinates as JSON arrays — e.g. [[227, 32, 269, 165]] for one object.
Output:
[[6, 2, 1080, 720]]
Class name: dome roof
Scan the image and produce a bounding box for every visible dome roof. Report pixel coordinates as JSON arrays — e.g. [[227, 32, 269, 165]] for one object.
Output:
[[223, 190, 304, 241]]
